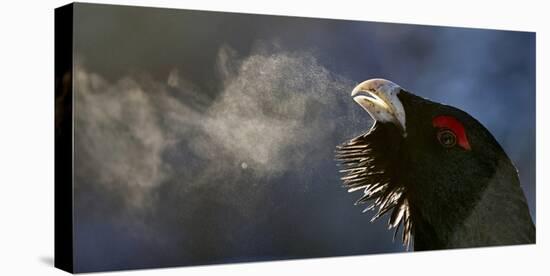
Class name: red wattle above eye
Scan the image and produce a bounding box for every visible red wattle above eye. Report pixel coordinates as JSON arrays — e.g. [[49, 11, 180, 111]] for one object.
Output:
[[432, 115, 471, 151]]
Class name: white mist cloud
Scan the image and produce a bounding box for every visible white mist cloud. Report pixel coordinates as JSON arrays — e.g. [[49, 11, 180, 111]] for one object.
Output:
[[202, 46, 351, 172], [74, 44, 355, 207]]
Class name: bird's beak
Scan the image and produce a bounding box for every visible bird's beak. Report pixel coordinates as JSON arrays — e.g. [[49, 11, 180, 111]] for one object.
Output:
[[351, 79, 407, 136]]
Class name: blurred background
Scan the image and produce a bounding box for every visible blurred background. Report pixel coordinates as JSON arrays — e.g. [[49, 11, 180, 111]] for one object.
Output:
[[71, 3, 535, 272]]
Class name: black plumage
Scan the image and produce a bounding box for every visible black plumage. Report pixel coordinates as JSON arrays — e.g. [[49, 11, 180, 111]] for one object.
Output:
[[336, 80, 535, 250]]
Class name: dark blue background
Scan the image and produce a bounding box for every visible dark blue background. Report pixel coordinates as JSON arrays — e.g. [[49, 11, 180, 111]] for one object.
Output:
[[72, 3, 535, 272]]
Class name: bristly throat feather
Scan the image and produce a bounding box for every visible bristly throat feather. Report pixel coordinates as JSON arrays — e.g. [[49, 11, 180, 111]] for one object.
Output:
[[335, 122, 413, 248]]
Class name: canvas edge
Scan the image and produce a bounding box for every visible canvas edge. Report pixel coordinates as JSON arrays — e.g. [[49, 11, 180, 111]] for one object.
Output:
[[54, 2, 75, 274]]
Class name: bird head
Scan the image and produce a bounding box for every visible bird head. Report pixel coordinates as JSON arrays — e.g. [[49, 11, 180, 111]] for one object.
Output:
[[336, 79, 520, 249]]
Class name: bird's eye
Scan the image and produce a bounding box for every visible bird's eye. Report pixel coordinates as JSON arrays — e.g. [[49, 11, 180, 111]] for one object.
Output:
[[437, 129, 457, 148], [433, 115, 471, 151]]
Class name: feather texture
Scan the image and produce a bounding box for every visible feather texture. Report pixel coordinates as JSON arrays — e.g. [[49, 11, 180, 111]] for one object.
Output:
[[335, 122, 412, 249]]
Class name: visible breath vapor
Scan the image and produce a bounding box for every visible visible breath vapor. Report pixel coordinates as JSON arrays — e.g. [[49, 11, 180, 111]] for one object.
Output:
[[74, 44, 356, 207]]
